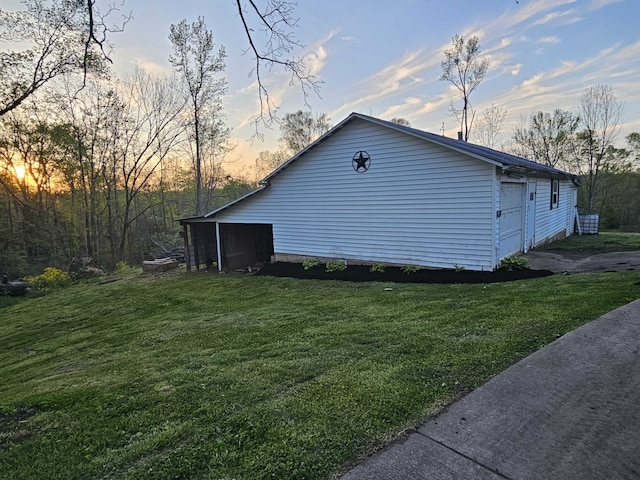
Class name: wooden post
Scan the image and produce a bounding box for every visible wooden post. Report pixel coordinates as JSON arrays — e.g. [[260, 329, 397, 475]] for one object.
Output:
[[183, 224, 191, 272], [216, 222, 223, 272]]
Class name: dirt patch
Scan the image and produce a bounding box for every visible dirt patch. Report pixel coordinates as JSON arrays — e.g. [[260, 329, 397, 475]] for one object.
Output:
[[0, 407, 38, 450], [522, 250, 640, 274], [256, 263, 553, 284]]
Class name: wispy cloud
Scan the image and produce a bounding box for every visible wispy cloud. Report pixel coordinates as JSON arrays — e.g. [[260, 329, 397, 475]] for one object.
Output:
[[493, 0, 578, 30], [491, 39, 640, 129], [332, 48, 439, 117], [532, 8, 580, 25], [535, 36, 561, 44], [119, 57, 171, 77], [379, 96, 423, 119], [590, 0, 626, 10], [304, 44, 329, 78]]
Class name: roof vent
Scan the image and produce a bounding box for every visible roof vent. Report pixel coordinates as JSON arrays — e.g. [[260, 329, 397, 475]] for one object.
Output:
[[457, 131, 463, 141]]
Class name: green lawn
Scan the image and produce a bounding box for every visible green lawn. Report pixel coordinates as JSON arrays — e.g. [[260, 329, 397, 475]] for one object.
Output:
[[543, 231, 640, 252], [1, 265, 640, 479]]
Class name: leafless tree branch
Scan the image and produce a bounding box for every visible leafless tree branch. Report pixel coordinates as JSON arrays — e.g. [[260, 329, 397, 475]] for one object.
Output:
[[234, 0, 321, 135]]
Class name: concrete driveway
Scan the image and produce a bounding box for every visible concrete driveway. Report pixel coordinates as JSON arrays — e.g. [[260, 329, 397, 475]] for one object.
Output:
[[341, 298, 640, 480]]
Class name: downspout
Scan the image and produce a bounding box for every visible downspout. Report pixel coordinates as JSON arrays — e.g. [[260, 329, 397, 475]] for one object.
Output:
[[492, 167, 500, 270]]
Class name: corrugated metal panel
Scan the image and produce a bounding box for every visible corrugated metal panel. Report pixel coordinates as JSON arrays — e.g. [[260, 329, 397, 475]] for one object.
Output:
[[215, 119, 496, 271]]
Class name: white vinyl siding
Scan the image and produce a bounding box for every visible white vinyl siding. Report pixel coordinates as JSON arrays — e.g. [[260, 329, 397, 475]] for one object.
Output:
[[533, 178, 576, 245], [215, 119, 496, 270]]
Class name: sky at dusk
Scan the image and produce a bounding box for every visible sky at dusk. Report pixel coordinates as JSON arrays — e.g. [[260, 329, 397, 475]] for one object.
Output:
[[7, 0, 640, 177]]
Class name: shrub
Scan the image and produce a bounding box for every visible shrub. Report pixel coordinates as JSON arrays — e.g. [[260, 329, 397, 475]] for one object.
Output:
[[325, 261, 347, 272], [369, 263, 385, 273], [302, 259, 321, 270], [114, 261, 134, 273], [401, 265, 420, 274], [499, 256, 531, 271], [25, 267, 72, 290]]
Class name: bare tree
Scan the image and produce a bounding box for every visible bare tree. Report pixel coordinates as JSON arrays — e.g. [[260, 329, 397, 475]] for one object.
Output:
[[56, 71, 186, 263], [254, 149, 289, 179], [199, 118, 233, 213], [111, 71, 186, 258], [234, 0, 320, 129], [473, 104, 507, 149], [513, 109, 579, 167], [440, 34, 489, 142], [0, 0, 128, 117], [169, 17, 227, 215], [2, 1, 313, 132], [574, 85, 624, 213], [279, 110, 331, 155], [56, 78, 121, 261]]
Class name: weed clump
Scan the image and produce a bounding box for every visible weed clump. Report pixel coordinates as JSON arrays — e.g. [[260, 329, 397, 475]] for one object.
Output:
[[302, 259, 321, 271], [325, 261, 347, 272], [499, 256, 531, 271]]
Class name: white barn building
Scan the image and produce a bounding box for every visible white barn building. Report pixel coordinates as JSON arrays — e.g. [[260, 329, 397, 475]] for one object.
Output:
[[181, 113, 579, 272]]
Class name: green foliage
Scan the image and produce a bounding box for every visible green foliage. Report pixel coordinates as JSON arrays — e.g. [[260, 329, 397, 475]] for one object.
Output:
[[454, 264, 465, 272], [0, 244, 28, 279], [302, 259, 321, 270], [499, 256, 531, 271], [512, 109, 579, 168], [401, 265, 420, 274], [369, 263, 385, 273], [24, 267, 71, 290], [543, 231, 640, 252], [325, 261, 347, 272], [114, 261, 133, 273]]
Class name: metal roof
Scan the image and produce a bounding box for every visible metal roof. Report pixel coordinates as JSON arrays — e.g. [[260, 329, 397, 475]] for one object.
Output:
[[260, 112, 578, 185], [356, 113, 578, 179], [185, 112, 578, 222]]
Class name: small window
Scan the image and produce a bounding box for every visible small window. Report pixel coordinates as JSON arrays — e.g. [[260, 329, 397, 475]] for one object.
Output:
[[550, 179, 559, 210]]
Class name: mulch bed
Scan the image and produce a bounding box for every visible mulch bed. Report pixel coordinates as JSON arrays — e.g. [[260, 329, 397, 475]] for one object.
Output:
[[255, 262, 554, 284]]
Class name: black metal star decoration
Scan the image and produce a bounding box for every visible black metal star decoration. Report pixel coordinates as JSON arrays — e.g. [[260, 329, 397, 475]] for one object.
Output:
[[352, 151, 371, 172]]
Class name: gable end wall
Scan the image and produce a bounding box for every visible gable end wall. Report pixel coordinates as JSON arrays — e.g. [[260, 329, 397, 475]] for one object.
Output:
[[215, 120, 497, 270]]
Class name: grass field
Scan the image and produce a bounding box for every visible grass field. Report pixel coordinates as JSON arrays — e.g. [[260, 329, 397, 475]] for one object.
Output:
[[1, 234, 639, 479], [543, 231, 640, 252]]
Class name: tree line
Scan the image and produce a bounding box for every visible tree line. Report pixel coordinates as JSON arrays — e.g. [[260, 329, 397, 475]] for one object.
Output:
[[0, 75, 255, 276], [1, 3, 638, 278], [439, 35, 640, 232]]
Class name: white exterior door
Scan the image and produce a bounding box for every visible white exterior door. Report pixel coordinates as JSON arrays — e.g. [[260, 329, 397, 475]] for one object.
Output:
[[499, 183, 525, 258]]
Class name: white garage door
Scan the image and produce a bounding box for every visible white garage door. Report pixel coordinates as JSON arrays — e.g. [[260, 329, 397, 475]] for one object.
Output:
[[499, 183, 524, 258]]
